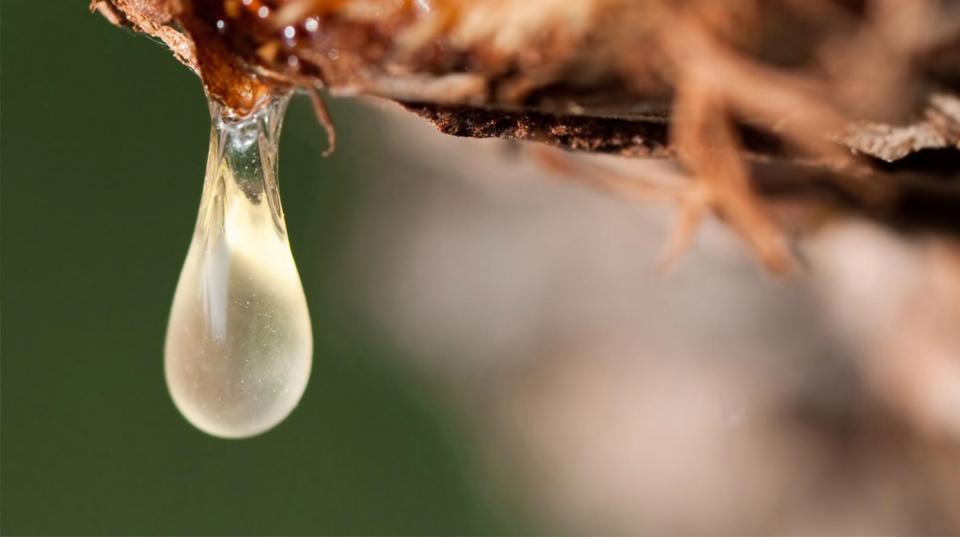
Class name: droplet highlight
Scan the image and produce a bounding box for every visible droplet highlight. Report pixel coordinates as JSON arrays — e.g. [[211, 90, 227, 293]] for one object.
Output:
[[165, 94, 312, 439]]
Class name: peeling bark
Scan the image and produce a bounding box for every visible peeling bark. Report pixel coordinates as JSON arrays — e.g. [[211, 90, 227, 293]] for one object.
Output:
[[92, 0, 960, 266]]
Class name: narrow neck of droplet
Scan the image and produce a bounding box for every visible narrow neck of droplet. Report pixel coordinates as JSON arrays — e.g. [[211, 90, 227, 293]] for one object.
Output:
[[197, 93, 291, 238]]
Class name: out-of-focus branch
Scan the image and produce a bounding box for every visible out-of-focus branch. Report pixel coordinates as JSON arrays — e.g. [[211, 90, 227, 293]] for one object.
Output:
[[93, 0, 960, 266]]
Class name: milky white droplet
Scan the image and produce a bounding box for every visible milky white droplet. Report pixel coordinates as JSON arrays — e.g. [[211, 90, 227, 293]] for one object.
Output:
[[165, 95, 312, 439]]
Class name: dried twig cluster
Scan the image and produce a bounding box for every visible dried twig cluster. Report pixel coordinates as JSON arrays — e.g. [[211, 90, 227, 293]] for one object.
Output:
[[94, 0, 960, 269]]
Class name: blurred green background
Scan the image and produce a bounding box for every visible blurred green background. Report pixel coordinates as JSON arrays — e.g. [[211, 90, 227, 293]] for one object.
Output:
[[1, 1, 523, 534]]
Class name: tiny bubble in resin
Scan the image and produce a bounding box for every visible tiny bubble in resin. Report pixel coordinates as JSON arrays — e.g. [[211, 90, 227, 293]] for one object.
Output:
[[164, 93, 312, 439]]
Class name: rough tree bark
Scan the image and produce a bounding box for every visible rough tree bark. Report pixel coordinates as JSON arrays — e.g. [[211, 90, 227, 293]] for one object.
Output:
[[93, 0, 960, 270]]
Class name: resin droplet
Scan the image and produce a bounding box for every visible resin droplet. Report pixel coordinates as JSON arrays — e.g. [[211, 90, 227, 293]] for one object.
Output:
[[165, 95, 312, 438]]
